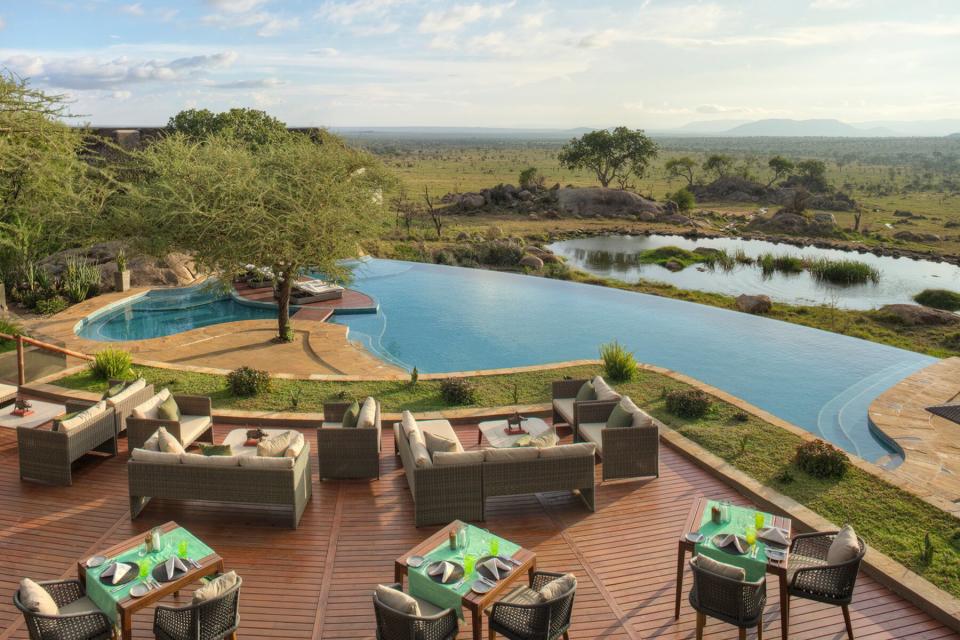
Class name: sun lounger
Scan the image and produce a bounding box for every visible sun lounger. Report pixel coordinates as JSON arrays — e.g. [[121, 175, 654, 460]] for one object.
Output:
[[292, 279, 344, 303]]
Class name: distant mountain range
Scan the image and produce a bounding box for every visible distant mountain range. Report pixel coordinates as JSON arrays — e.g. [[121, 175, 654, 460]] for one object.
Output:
[[658, 118, 960, 137]]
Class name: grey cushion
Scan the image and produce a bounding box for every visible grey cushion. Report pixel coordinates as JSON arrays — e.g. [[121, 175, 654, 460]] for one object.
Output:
[[577, 423, 605, 452], [827, 525, 860, 564], [575, 381, 596, 401], [552, 398, 575, 423], [605, 402, 633, 429], [424, 430, 460, 454], [376, 585, 420, 616], [693, 554, 746, 581], [342, 401, 360, 429], [58, 595, 102, 616], [539, 442, 596, 458]]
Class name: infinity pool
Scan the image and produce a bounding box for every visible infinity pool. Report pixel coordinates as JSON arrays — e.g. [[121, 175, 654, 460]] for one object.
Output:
[[77, 259, 936, 463]]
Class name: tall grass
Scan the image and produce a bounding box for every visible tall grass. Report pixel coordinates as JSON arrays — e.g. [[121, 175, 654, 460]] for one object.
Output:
[[758, 253, 804, 277], [63, 256, 101, 303], [89, 348, 133, 380], [700, 249, 736, 272], [914, 289, 960, 311], [808, 258, 880, 285]]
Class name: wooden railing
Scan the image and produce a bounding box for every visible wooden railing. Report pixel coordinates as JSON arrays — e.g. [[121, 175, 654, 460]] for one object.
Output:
[[0, 333, 93, 386]]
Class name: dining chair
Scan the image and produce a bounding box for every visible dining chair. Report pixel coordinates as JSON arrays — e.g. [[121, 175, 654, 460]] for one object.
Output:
[[373, 582, 459, 640], [14, 579, 113, 640], [487, 570, 576, 640], [786, 530, 866, 639], [153, 575, 242, 640], [688, 559, 766, 640]]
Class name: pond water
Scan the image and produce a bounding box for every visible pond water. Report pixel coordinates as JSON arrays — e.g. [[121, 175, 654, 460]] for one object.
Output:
[[548, 234, 960, 310]]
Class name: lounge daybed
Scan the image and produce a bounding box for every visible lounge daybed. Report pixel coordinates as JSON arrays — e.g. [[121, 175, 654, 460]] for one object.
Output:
[[395, 411, 595, 526], [128, 429, 313, 528], [318, 398, 381, 479], [291, 279, 344, 303], [17, 400, 118, 486], [575, 395, 659, 481], [126, 388, 214, 451], [551, 375, 621, 433]]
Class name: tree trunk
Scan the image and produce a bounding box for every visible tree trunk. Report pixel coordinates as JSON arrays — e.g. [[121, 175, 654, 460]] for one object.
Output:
[[276, 271, 294, 342]]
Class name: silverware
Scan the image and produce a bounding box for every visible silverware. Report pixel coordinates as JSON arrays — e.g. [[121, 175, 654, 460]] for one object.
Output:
[[110, 581, 132, 594], [478, 575, 497, 588]]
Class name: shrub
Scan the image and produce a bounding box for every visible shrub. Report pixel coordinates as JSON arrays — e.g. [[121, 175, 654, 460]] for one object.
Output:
[[544, 262, 572, 280], [943, 332, 960, 350], [227, 366, 271, 396], [410, 366, 419, 386], [90, 348, 133, 380], [599, 340, 637, 382], [433, 249, 456, 266], [914, 289, 960, 312], [439, 377, 478, 405], [808, 258, 879, 285], [795, 439, 849, 479], [668, 187, 696, 212], [518, 167, 545, 191], [479, 241, 523, 266], [665, 388, 711, 419], [63, 256, 101, 303], [35, 295, 69, 316], [0, 316, 22, 351]]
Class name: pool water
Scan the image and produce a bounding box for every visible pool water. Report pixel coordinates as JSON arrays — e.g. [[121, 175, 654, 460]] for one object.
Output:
[[332, 259, 936, 463]]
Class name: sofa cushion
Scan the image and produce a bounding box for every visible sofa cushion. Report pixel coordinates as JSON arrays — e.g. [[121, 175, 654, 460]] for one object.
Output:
[[552, 398, 575, 424], [181, 453, 240, 467], [157, 395, 180, 421], [106, 378, 147, 406], [357, 397, 377, 429], [485, 447, 539, 462], [539, 442, 596, 458], [693, 554, 745, 581], [193, 571, 239, 604], [433, 450, 486, 466], [157, 427, 186, 454], [539, 573, 576, 601], [424, 430, 459, 455], [198, 443, 232, 456], [575, 381, 597, 401], [501, 585, 546, 606], [342, 400, 360, 429], [56, 400, 109, 432], [258, 431, 293, 457], [58, 596, 102, 616], [239, 455, 295, 469], [180, 415, 212, 445], [19, 578, 57, 615], [375, 585, 420, 616], [131, 388, 171, 419], [131, 448, 181, 464], [409, 438, 432, 468], [633, 408, 655, 428], [285, 431, 305, 458], [143, 431, 160, 451], [592, 376, 620, 401], [577, 423, 605, 452], [419, 420, 463, 452], [827, 525, 861, 565], [401, 411, 424, 446], [606, 402, 634, 429]]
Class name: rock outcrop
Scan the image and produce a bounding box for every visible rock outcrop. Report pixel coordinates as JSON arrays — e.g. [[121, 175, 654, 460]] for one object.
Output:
[[39, 242, 201, 291], [556, 187, 663, 218], [879, 304, 959, 326], [736, 294, 773, 314]]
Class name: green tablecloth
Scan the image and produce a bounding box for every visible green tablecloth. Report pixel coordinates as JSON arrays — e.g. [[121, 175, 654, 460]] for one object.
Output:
[[409, 525, 521, 619], [694, 501, 773, 582], [85, 527, 215, 623]]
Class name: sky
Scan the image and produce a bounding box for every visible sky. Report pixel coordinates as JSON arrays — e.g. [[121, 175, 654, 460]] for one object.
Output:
[[2, 0, 960, 128]]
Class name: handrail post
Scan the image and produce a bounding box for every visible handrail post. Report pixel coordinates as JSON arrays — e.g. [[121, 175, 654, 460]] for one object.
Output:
[[16, 334, 25, 386]]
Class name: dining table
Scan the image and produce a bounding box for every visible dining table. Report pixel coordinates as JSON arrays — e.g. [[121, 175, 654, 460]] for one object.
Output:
[[76, 521, 224, 640], [675, 497, 793, 640]]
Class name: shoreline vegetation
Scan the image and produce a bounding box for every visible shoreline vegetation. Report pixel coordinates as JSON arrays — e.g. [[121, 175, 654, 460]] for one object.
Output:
[[53, 362, 960, 599]]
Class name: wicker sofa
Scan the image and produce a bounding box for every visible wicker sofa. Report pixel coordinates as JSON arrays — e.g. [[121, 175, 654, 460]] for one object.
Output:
[[551, 376, 621, 432], [17, 400, 118, 486], [317, 399, 381, 480], [126, 390, 214, 451], [395, 416, 595, 527], [128, 437, 313, 528], [104, 378, 156, 434], [575, 398, 659, 481]]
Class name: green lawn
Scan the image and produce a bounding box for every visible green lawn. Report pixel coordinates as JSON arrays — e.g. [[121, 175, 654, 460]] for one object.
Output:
[[55, 362, 960, 597]]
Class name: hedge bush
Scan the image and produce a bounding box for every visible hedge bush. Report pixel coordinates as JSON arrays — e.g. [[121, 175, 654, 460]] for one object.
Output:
[[90, 348, 133, 380], [227, 366, 271, 397], [439, 377, 478, 405], [665, 388, 711, 418], [795, 439, 849, 479]]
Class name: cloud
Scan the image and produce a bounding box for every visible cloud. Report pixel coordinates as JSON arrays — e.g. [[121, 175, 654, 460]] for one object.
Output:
[[0, 16, 5, 30], [811, 0, 862, 8], [215, 77, 284, 89], [202, 11, 300, 36], [418, 2, 514, 33], [206, 0, 270, 13], [119, 3, 144, 16], [316, 0, 405, 24], [309, 47, 340, 57], [112, 90, 132, 99]]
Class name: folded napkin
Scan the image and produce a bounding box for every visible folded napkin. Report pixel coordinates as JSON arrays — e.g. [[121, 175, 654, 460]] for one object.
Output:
[[164, 556, 190, 581], [102, 562, 131, 585], [714, 534, 746, 554], [483, 558, 502, 581], [758, 526, 789, 547], [428, 561, 455, 584]]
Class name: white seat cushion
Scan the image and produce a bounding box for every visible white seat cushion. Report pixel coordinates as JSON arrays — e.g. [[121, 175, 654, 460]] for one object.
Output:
[[484, 447, 539, 462], [433, 450, 485, 466], [131, 388, 171, 419], [693, 555, 746, 581], [58, 595, 102, 616], [180, 453, 240, 467], [106, 378, 147, 406], [239, 455, 295, 469], [552, 398, 575, 423], [592, 376, 620, 401], [419, 420, 463, 452], [131, 449, 181, 464], [375, 585, 420, 616], [577, 423, 605, 453], [539, 442, 596, 458], [827, 525, 860, 564], [58, 400, 109, 432], [179, 415, 213, 446], [357, 397, 377, 429], [0, 383, 18, 397]]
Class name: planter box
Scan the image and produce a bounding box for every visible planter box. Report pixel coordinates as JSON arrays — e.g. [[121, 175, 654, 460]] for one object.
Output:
[[113, 270, 131, 292]]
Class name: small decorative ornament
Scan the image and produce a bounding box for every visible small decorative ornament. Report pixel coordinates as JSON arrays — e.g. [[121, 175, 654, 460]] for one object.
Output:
[[505, 412, 526, 435], [11, 396, 33, 417]]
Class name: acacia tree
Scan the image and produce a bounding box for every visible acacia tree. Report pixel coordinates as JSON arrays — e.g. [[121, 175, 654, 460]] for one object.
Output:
[[702, 154, 734, 180], [767, 155, 794, 187], [557, 127, 658, 188], [118, 131, 393, 341], [166, 107, 288, 148], [664, 157, 697, 187]]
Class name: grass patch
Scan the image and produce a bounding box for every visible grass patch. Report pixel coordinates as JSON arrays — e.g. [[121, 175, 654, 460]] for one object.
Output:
[[758, 253, 804, 277], [636, 246, 704, 269], [914, 288, 960, 312], [52, 362, 960, 597], [808, 258, 880, 285]]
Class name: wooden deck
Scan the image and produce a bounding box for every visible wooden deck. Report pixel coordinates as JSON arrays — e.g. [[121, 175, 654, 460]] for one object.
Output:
[[234, 282, 377, 315], [1, 422, 956, 640]]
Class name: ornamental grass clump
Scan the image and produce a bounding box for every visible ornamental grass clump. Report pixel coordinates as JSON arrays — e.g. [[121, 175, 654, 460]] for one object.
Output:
[[227, 366, 271, 397], [63, 256, 101, 303], [795, 438, 849, 479], [914, 288, 960, 312], [600, 340, 637, 382], [90, 348, 133, 380], [808, 258, 879, 285], [439, 377, 478, 405], [665, 388, 711, 419]]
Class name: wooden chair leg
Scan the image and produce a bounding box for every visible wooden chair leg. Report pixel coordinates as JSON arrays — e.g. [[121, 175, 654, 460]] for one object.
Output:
[[842, 604, 854, 640], [696, 612, 705, 640], [758, 612, 763, 640]]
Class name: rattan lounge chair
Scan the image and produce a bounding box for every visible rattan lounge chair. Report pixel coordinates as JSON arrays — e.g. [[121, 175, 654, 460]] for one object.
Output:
[[487, 570, 576, 640], [318, 400, 381, 479], [373, 582, 458, 640], [573, 400, 659, 481], [550, 378, 620, 433], [786, 531, 866, 639], [126, 392, 214, 451], [14, 579, 112, 640], [688, 559, 766, 640], [153, 575, 242, 640]]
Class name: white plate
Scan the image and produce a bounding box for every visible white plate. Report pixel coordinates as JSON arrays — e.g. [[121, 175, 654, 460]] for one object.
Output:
[[470, 580, 492, 594], [86, 555, 107, 568], [766, 548, 786, 562], [406, 555, 425, 568], [129, 584, 149, 598], [685, 533, 704, 543]]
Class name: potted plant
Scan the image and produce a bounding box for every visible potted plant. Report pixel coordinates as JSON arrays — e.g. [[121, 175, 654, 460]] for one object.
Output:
[[114, 249, 130, 292]]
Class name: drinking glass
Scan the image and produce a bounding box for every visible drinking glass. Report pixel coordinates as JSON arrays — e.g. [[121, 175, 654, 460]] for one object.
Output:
[[489, 537, 500, 557], [745, 527, 757, 547], [139, 559, 152, 579], [755, 512, 765, 529], [178, 540, 188, 558], [464, 554, 476, 575]]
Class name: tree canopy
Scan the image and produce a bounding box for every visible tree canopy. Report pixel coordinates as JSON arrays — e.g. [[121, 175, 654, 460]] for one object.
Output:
[[702, 154, 734, 180], [767, 155, 794, 186], [166, 107, 289, 148], [664, 156, 697, 187], [557, 127, 658, 189]]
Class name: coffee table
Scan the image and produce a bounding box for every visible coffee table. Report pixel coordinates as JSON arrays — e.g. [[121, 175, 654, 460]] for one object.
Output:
[[0, 398, 65, 430], [477, 417, 550, 447], [221, 427, 288, 454]]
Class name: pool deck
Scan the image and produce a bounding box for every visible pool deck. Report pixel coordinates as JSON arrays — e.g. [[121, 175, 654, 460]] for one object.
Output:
[[234, 280, 378, 315], [868, 357, 960, 509]]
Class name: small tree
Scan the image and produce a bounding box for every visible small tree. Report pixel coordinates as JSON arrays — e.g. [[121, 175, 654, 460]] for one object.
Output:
[[797, 159, 828, 192], [664, 157, 697, 188], [702, 154, 734, 181], [391, 186, 418, 237], [167, 107, 288, 148], [423, 187, 443, 240], [518, 167, 544, 191], [767, 155, 794, 187], [557, 127, 658, 189]]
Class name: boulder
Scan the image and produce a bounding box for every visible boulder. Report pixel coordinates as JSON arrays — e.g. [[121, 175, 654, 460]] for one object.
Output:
[[637, 211, 656, 222], [735, 294, 773, 315], [663, 260, 684, 272], [458, 194, 486, 211], [879, 304, 959, 326], [894, 230, 941, 242], [519, 255, 544, 270], [556, 187, 663, 218], [39, 242, 200, 291], [813, 212, 837, 227], [517, 189, 533, 201]]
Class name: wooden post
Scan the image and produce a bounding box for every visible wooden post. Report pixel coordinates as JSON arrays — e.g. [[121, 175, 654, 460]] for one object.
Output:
[[16, 334, 25, 386]]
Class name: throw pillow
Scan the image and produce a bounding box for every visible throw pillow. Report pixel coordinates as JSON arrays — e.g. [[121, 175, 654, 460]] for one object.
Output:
[[376, 585, 420, 616], [19, 578, 58, 616], [102, 381, 127, 400], [193, 571, 240, 604], [410, 438, 432, 468], [632, 408, 655, 428], [424, 430, 459, 454], [529, 431, 560, 448], [284, 431, 305, 458], [826, 524, 861, 565], [199, 443, 233, 456], [357, 397, 377, 429], [693, 554, 745, 581], [52, 410, 82, 432], [157, 395, 180, 421], [592, 376, 620, 401], [157, 427, 186, 454], [605, 402, 634, 429], [341, 400, 360, 429], [575, 381, 596, 402], [257, 431, 293, 457], [539, 573, 576, 601]]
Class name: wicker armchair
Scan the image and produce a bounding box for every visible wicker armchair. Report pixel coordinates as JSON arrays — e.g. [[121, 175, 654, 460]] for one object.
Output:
[[551, 379, 622, 433], [488, 571, 575, 640], [318, 401, 381, 480], [574, 401, 659, 481], [153, 574, 241, 640], [688, 559, 766, 640], [17, 401, 118, 486], [105, 378, 156, 434], [126, 394, 214, 451], [14, 579, 112, 640], [787, 531, 866, 639], [373, 582, 458, 640]]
